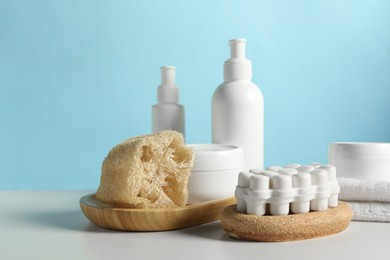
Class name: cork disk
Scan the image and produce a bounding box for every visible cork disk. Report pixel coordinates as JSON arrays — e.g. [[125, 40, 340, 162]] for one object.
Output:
[[220, 201, 353, 242]]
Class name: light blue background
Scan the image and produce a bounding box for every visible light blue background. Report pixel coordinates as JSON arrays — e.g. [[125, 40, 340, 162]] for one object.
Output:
[[1, 0, 390, 189]]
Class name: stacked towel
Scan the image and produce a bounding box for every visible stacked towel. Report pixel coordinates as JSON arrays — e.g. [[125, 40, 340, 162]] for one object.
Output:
[[338, 177, 390, 222]]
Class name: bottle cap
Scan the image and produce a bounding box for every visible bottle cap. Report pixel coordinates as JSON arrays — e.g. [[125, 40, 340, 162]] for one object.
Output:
[[223, 38, 252, 81], [158, 66, 179, 103]]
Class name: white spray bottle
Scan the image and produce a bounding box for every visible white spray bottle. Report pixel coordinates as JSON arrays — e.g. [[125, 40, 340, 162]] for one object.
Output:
[[152, 66, 185, 136], [212, 39, 264, 170]]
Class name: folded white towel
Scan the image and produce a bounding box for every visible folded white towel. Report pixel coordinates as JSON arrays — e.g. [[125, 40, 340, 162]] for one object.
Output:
[[346, 201, 390, 222], [338, 177, 390, 202]]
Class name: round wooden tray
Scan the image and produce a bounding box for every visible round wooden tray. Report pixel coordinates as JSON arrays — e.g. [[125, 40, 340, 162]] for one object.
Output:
[[80, 193, 236, 231], [220, 201, 353, 242]]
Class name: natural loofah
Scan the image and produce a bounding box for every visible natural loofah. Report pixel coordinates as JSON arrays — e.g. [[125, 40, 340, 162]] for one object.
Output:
[[96, 130, 194, 208]]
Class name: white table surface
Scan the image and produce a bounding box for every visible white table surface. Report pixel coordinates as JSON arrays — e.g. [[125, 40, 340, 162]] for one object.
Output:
[[1, 191, 390, 260]]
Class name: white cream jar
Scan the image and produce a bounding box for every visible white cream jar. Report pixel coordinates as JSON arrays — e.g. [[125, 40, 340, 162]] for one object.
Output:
[[187, 144, 244, 204], [328, 142, 390, 181]]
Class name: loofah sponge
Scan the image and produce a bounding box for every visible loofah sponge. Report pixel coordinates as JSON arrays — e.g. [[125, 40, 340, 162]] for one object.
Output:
[[96, 130, 194, 208]]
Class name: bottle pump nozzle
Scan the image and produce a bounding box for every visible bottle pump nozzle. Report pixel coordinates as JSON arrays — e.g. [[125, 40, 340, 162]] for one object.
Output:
[[224, 38, 252, 81], [158, 66, 179, 103], [230, 38, 247, 59]]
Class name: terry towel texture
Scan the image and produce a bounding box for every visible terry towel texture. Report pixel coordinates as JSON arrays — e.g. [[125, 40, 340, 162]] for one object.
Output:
[[347, 201, 390, 222], [338, 177, 390, 222]]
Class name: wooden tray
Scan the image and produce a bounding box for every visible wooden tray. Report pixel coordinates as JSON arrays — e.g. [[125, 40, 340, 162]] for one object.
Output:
[[80, 193, 236, 231], [220, 201, 353, 242]]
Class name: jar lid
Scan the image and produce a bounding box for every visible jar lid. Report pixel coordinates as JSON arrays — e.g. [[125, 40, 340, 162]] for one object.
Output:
[[188, 144, 244, 172], [329, 142, 390, 160]]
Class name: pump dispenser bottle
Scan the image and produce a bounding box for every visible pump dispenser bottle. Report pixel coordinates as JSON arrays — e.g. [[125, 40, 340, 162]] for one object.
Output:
[[212, 39, 264, 170], [152, 66, 185, 136]]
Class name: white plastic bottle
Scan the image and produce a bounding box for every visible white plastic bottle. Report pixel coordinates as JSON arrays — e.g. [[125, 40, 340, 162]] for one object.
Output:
[[212, 39, 264, 170], [152, 66, 185, 136]]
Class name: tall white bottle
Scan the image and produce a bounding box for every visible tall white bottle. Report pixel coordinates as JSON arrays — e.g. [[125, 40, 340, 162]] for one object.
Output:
[[212, 39, 264, 170], [152, 66, 185, 136]]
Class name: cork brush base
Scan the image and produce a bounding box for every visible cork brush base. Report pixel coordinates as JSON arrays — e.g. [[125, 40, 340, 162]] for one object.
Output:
[[220, 201, 353, 242], [80, 193, 236, 231]]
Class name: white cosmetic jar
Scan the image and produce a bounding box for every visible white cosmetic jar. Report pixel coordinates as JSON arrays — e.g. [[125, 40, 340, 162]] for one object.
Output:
[[187, 144, 245, 204], [328, 142, 390, 181]]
